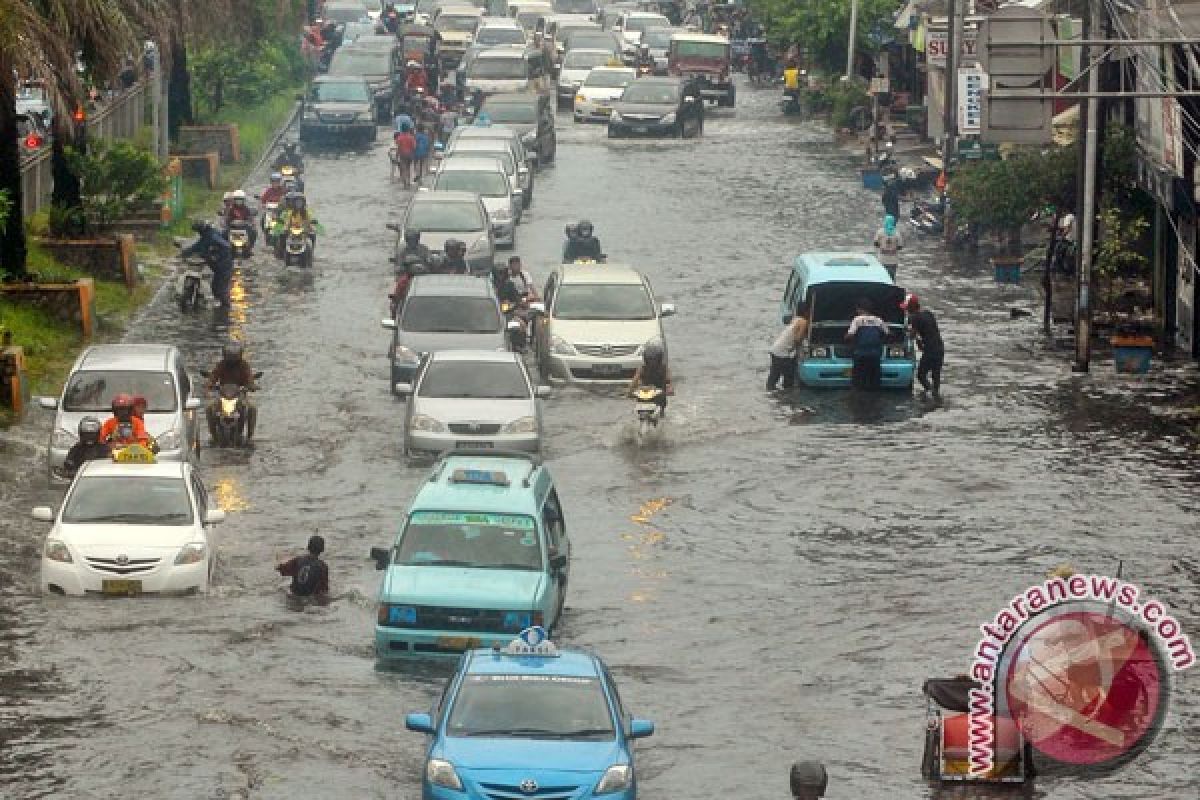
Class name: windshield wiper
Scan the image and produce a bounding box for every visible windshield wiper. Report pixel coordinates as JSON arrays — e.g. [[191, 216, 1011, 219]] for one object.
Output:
[[81, 513, 184, 523], [464, 727, 569, 738], [476, 563, 538, 570], [408, 559, 476, 567]]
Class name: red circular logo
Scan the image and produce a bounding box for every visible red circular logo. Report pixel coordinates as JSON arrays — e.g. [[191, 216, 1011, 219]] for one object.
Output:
[[1002, 610, 1168, 769]]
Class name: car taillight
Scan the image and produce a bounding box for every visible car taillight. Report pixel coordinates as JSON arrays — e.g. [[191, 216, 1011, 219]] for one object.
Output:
[[24, 133, 43, 149]]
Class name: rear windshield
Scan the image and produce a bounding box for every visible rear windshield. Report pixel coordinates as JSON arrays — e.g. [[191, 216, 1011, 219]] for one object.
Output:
[[516, 11, 547, 29], [325, 4, 370, 23], [553, 0, 596, 13], [401, 296, 501, 332], [567, 32, 618, 50], [477, 27, 526, 44], [449, 146, 515, 174], [63, 370, 178, 412], [584, 70, 634, 89], [672, 40, 727, 59], [642, 29, 674, 48], [483, 103, 537, 124], [469, 56, 528, 80], [626, 15, 669, 33], [437, 14, 480, 31], [562, 50, 613, 69], [329, 50, 392, 75], [419, 360, 529, 398], [407, 200, 487, 232], [435, 169, 510, 196]]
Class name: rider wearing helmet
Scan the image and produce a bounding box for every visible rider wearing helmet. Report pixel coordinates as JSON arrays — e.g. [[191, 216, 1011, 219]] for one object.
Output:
[[563, 219, 603, 262], [405, 59, 428, 95], [99, 393, 153, 447], [399, 231, 431, 271], [437, 238, 470, 274], [62, 416, 111, 477], [225, 189, 257, 246], [206, 342, 259, 442], [271, 141, 305, 173], [181, 219, 235, 307], [261, 173, 286, 205], [628, 340, 672, 411], [274, 192, 317, 258]]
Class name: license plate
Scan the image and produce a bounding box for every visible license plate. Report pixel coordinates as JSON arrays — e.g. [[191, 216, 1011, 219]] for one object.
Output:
[[592, 363, 623, 376], [456, 441, 493, 449], [437, 636, 481, 651], [633, 126, 648, 133], [102, 579, 142, 596]]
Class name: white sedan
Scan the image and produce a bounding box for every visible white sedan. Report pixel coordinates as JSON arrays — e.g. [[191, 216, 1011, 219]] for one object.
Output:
[[34, 457, 225, 596], [574, 66, 637, 123]]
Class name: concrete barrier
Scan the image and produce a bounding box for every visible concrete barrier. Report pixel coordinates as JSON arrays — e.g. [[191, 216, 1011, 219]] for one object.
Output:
[[0, 278, 96, 338], [37, 234, 139, 288], [173, 152, 220, 188], [177, 124, 241, 163]]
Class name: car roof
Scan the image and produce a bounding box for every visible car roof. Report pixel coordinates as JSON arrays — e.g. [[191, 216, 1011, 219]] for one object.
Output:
[[562, 47, 613, 58], [429, 348, 521, 364], [411, 453, 548, 516], [453, 126, 520, 139], [793, 252, 894, 286], [485, 92, 541, 104], [672, 32, 729, 43], [411, 189, 482, 204], [77, 458, 188, 480], [464, 646, 603, 676], [479, 17, 523, 27], [558, 264, 644, 284], [437, 156, 506, 172], [587, 66, 634, 76], [438, 5, 484, 14], [76, 344, 176, 372], [408, 274, 495, 296], [476, 48, 527, 59]]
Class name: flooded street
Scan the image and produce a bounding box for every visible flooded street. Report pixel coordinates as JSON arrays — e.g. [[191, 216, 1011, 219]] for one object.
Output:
[[2, 81, 1198, 799]]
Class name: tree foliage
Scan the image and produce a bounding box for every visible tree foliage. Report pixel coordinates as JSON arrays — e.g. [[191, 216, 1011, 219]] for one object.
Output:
[[0, 189, 10, 234], [191, 36, 308, 116], [749, 0, 898, 74], [65, 140, 166, 233]]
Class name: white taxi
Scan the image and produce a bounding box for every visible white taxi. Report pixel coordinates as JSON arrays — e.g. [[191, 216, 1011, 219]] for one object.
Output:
[[573, 66, 637, 123], [34, 446, 226, 597]]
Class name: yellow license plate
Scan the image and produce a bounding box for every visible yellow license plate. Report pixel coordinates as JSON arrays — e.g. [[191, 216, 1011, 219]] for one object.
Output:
[[437, 636, 481, 651], [102, 579, 142, 596]]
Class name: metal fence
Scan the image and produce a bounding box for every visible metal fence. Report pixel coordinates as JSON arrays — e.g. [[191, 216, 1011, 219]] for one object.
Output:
[[18, 81, 151, 219]]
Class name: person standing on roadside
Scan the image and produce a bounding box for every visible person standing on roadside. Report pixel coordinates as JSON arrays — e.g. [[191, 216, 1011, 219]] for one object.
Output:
[[845, 299, 887, 390], [277, 535, 330, 601], [901, 293, 943, 397], [767, 311, 808, 391], [873, 214, 903, 280]]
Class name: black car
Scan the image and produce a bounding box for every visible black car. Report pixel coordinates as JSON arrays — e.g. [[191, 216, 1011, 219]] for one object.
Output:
[[608, 76, 703, 138], [479, 92, 557, 164], [299, 76, 378, 145]]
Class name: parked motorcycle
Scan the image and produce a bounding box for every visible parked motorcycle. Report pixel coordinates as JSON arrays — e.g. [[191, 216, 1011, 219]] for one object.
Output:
[[633, 387, 664, 444], [227, 219, 253, 258], [781, 91, 804, 115], [282, 222, 314, 267], [209, 372, 262, 448]]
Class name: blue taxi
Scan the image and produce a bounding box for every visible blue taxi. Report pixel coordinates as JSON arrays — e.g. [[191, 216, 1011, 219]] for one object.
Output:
[[371, 452, 570, 659], [405, 627, 655, 800], [780, 252, 915, 389]]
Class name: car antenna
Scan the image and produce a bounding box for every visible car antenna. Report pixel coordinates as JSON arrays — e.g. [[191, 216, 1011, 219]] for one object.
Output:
[[429, 458, 450, 482]]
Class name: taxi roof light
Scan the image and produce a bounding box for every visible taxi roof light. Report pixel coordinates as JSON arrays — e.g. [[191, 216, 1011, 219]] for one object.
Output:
[[111, 444, 157, 464], [498, 626, 559, 657], [450, 468, 510, 486]]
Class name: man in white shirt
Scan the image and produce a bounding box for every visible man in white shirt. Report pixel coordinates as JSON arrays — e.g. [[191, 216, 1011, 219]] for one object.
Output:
[[506, 256, 539, 300], [845, 299, 888, 390]]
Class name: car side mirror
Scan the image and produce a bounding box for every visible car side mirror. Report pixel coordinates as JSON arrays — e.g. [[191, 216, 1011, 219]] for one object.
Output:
[[185, 397, 203, 411], [659, 303, 675, 317], [549, 553, 567, 570], [36, 396, 58, 410], [382, 318, 397, 330], [31, 506, 54, 522], [369, 546, 390, 570], [204, 509, 227, 525], [405, 712, 435, 734], [535, 385, 552, 398], [394, 382, 413, 395], [629, 719, 655, 739], [386, 222, 401, 232]]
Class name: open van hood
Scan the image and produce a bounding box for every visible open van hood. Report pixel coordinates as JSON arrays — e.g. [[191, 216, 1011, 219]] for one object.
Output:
[[808, 282, 906, 324]]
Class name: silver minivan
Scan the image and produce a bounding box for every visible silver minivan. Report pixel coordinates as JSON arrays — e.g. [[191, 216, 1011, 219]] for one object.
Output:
[[445, 138, 534, 207], [38, 344, 203, 482]]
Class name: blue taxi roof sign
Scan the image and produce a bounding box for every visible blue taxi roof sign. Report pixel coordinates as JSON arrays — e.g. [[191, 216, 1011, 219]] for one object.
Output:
[[450, 468, 510, 487], [112, 444, 156, 464], [501, 626, 559, 656]]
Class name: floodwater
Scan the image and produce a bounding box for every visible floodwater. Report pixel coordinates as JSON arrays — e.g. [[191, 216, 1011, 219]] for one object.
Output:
[[1, 81, 1197, 799]]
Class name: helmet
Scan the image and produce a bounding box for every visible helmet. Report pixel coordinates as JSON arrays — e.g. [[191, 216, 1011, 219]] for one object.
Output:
[[78, 416, 102, 445], [111, 393, 135, 420], [222, 341, 244, 363], [231, 189, 246, 204], [900, 292, 919, 312], [222, 191, 234, 202], [407, 59, 421, 68], [576, 220, 593, 238], [564, 224, 577, 239], [643, 340, 664, 364], [191, 219, 210, 235]]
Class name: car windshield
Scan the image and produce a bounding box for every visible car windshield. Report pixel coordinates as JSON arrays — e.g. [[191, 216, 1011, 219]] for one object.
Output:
[[553, 0, 595, 12], [437, 14, 479, 31], [584, 70, 634, 88], [554, 284, 656, 320], [621, 82, 678, 104], [63, 370, 178, 412], [313, 81, 371, 102], [484, 103, 537, 123], [396, 511, 541, 569], [417, 0, 438, 10], [477, 27, 526, 44], [627, 15, 669, 32], [329, 50, 391, 75], [449, 146, 515, 174], [563, 50, 612, 69], [447, 674, 615, 738], [673, 40, 727, 59], [567, 32, 617, 51], [469, 57, 527, 79], [406, 201, 486, 232], [516, 11, 545, 29], [62, 476, 194, 525], [436, 169, 510, 196], [343, 22, 378, 41], [325, 4, 370, 22], [401, 296, 501, 332], [642, 29, 673, 48], [420, 360, 529, 398]]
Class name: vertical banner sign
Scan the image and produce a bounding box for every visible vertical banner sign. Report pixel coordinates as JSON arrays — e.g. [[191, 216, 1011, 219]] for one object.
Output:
[[958, 67, 985, 134], [927, 30, 949, 66]]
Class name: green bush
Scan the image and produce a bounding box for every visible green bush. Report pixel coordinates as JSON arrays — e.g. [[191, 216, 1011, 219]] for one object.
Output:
[[829, 80, 870, 130], [193, 36, 308, 117], [65, 140, 167, 234]]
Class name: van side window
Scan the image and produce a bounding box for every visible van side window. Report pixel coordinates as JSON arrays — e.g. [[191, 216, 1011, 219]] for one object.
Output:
[[543, 273, 558, 307], [783, 274, 798, 310], [542, 489, 564, 550], [176, 356, 192, 400]]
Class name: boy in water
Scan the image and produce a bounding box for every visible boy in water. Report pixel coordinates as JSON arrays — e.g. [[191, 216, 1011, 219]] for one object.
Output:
[[277, 535, 330, 601]]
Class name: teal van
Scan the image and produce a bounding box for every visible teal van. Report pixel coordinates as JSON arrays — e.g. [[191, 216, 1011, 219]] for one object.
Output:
[[370, 451, 570, 659], [780, 252, 915, 389]]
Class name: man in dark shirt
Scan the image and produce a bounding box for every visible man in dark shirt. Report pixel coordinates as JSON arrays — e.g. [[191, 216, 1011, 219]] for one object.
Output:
[[881, 178, 900, 220], [902, 294, 944, 397], [277, 535, 330, 600]]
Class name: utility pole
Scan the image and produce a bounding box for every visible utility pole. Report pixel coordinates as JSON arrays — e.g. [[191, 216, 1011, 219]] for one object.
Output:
[[941, 0, 961, 242], [846, 0, 859, 80], [1074, 0, 1104, 372]]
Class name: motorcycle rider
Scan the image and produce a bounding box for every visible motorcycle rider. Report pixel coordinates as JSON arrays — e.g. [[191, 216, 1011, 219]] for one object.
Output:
[[636, 43, 654, 74], [398, 230, 431, 270], [181, 220, 234, 307], [405, 60, 428, 95], [436, 238, 470, 274], [62, 417, 111, 477], [224, 189, 257, 248], [99, 393, 153, 447], [562, 219, 602, 262], [782, 59, 802, 106], [206, 342, 258, 443], [260, 172, 286, 206], [274, 192, 319, 258], [382, 2, 401, 33], [505, 255, 538, 300], [272, 142, 305, 173], [628, 341, 672, 412], [750, 38, 770, 82]]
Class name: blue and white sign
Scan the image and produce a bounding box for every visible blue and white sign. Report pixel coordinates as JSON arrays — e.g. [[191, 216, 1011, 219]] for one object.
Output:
[[504, 626, 558, 656], [958, 67, 986, 135]]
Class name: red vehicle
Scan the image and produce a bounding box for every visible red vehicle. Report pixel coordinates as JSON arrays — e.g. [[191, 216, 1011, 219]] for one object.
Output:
[[667, 33, 734, 107]]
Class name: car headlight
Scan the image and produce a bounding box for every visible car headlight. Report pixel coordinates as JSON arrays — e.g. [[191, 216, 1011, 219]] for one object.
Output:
[[156, 428, 182, 451], [426, 759, 462, 790], [661, 112, 676, 124], [575, 94, 586, 103], [595, 764, 632, 794], [44, 539, 72, 563], [394, 345, 420, 364], [550, 335, 577, 356], [51, 427, 77, 449], [887, 346, 907, 359], [468, 237, 489, 253], [502, 416, 536, 434], [174, 542, 207, 565], [410, 413, 445, 433]]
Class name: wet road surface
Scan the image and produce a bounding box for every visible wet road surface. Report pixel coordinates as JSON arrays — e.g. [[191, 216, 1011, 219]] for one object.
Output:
[[1, 81, 1198, 799]]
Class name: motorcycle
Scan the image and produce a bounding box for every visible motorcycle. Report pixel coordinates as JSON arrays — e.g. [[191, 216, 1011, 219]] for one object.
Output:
[[781, 86, 805, 115], [260, 201, 281, 246], [633, 387, 664, 444], [500, 300, 529, 352], [172, 241, 210, 313], [209, 372, 262, 448], [278, 163, 304, 193], [282, 222, 314, 267], [227, 219, 253, 258]]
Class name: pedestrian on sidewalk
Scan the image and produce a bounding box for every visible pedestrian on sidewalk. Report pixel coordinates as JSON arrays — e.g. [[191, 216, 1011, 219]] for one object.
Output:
[[767, 311, 809, 390], [873, 214, 903, 280], [901, 293, 943, 397]]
